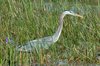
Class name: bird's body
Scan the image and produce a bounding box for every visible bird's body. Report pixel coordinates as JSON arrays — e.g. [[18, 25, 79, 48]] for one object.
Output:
[[16, 11, 83, 52], [16, 36, 54, 52]]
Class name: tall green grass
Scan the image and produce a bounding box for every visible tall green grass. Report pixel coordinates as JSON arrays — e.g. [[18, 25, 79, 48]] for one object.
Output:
[[0, 0, 100, 65]]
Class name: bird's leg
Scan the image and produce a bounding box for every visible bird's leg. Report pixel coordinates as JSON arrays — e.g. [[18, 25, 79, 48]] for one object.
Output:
[[19, 49, 22, 66], [40, 48, 44, 65]]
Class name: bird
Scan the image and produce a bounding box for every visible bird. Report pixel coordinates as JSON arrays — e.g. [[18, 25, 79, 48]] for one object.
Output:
[[16, 11, 83, 52]]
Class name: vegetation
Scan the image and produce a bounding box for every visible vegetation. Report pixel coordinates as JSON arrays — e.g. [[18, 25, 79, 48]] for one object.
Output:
[[0, 0, 100, 65]]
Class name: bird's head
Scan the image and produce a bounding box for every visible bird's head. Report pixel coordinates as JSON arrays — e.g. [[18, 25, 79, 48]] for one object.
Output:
[[61, 11, 83, 18]]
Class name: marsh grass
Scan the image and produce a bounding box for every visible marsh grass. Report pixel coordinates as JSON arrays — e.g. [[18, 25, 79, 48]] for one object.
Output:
[[0, 0, 100, 65]]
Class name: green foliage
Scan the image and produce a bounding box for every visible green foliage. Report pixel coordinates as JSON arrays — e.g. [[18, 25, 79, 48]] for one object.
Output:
[[0, 0, 100, 65]]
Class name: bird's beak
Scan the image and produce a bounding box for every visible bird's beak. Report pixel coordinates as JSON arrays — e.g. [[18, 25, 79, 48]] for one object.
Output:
[[76, 14, 83, 19]]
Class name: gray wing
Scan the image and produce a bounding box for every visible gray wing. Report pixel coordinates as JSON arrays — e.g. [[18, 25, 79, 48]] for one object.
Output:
[[16, 36, 54, 52]]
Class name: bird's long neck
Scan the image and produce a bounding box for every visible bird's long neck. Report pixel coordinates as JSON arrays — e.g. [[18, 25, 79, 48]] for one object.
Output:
[[52, 14, 65, 42]]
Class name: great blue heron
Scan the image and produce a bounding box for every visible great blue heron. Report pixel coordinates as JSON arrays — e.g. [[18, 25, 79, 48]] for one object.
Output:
[[16, 11, 83, 52]]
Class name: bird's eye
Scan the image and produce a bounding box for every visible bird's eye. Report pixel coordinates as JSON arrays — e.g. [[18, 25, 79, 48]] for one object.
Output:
[[70, 11, 72, 13], [70, 11, 74, 13]]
